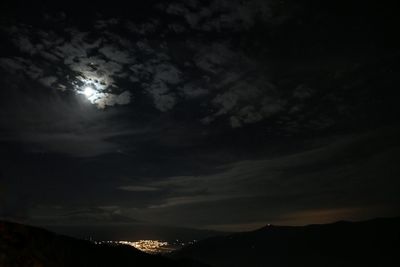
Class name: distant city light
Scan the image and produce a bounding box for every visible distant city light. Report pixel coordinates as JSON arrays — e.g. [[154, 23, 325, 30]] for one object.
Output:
[[93, 239, 195, 254], [120, 240, 170, 253]]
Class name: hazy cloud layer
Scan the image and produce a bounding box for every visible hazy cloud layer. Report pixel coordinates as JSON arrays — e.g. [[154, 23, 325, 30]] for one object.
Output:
[[125, 128, 400, 228]]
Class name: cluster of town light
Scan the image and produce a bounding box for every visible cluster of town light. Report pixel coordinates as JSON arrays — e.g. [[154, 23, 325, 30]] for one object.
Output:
[[119, 240, 170, 253], [94, 240, 172, 254], [93, 239, 198, 254]]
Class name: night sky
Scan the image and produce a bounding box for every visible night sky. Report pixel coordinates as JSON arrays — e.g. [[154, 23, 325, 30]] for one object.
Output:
[[0, 0, 399, 237]]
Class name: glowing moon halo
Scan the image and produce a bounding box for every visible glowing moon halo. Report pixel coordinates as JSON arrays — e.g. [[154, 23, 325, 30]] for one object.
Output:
[[83, 86, 96, 97]]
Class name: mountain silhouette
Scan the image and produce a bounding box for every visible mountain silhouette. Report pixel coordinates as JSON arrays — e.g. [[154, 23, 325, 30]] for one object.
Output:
[[0, 220, 208, 267], [171, 217, 400, 267]]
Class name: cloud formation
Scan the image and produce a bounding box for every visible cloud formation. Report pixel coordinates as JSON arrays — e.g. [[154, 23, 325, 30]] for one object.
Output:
[[0, 0, 299, 130]]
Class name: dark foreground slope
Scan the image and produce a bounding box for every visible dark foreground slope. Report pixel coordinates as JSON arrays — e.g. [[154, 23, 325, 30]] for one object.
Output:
[[0, 221, 207, 267], [171, 217, 400, 267]]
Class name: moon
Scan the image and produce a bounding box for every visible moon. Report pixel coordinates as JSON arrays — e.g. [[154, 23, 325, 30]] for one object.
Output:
[[83, 86, 96, 97], [77, 83, 107, 106]]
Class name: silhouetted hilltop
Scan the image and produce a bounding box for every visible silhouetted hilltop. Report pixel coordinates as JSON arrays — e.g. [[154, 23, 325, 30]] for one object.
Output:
[[171, 217, 400, 267], [0, 220, 208, 267]]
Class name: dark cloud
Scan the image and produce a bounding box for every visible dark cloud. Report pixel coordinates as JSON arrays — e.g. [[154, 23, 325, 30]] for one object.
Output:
[[0, 171, 32, 221], [125, 128, 400, 229], [30, 205, 140, 226]]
